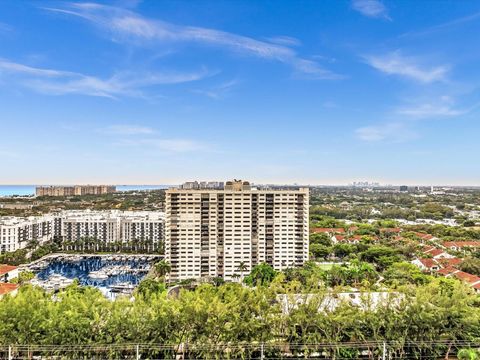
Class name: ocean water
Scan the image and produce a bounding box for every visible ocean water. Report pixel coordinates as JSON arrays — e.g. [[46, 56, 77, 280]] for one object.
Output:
[[0, 185, 36, 197], [117, 185, 170, 192], [0, 185, 171, 197]]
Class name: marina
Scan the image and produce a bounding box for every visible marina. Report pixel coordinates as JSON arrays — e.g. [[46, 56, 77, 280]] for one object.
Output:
[[24, 254, 162, 299]]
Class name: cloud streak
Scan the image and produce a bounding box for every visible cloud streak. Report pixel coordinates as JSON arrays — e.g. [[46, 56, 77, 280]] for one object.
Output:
[[0, 58, 211, 98], [44, 3, 340, 80], [192, 79, 239, 99], [102, 125, 155, 135], [352, 0, 390, 20], [355, 122, 417, 142], [117, 137, 209, 152], [355, 96, 476, 143], [397, 103, 464, 119], [400, 11, 480, 38], [102, 123, 209, 152], [364, 51, 449, 83]]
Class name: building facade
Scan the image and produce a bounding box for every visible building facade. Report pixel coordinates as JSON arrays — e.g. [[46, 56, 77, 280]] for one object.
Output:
[[165, 180, 309, 281], [57, 210, 165, 246], [0, 216, 55, 253], [0, 211, 165, 254], [36, 185, 116, 197]]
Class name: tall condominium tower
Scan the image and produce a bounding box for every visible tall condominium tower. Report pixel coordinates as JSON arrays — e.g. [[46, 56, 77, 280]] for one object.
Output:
[[165, 180, 309, 281]]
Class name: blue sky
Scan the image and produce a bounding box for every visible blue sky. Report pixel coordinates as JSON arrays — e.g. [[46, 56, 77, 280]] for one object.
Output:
[[1, 0, 480, 185]]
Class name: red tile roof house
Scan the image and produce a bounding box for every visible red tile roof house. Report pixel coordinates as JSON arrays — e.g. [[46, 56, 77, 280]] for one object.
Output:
[[380, 228, 402, 234], [415, 232, 437, 241], [438, 268, 480, 290], [443, 241, 480, 251], [412, 258, 442, 272], [422, 246, 455, 259], [438, 257, 463, 268], [0, 265, 18, 283], [412, 256, 464, 273], [0, 283, 19, 298], [332, 235, 346, 244], [437, 266, 458, 276]]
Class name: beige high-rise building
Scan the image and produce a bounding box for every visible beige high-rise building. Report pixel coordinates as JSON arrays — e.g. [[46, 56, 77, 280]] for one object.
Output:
[[165, 180, 309, 281], [36, 185, 116, 197]]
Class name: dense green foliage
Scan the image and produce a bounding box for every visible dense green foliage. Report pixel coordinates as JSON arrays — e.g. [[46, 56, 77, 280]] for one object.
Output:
[[0, 277, 479, 359]]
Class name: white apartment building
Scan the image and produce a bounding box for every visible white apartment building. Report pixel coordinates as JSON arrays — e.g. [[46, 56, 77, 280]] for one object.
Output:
[[59, 211, 120, 243], [165, 180, 309, 281], [0, 210, 165, 254], [0, 216, 55, 253], [120, 212, 164, 244], [57, 210, 165, 245]]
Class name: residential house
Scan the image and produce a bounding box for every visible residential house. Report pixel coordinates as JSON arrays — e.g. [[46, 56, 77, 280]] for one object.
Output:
[[0, 265, 18, 282]]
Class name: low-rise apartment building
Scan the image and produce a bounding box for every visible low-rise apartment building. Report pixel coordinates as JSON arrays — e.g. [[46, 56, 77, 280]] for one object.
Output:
[[165, 180, 309, 281], [0, 210, 165, 253], [0, 215, 55, 253], [57, 210, 165, 245]]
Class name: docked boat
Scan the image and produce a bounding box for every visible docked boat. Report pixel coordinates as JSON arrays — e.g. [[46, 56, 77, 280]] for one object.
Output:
[[109, 282, 136, 293], [88, 271, 109, 280]]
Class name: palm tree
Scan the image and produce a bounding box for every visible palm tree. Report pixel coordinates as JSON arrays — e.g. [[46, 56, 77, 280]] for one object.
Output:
[[236, 261, 249, 283], [155, 260, 172, 280]]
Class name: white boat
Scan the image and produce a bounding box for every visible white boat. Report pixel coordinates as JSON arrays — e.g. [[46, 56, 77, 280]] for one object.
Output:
[[109, 283, 136, 293], [89, 271, 109, 280]]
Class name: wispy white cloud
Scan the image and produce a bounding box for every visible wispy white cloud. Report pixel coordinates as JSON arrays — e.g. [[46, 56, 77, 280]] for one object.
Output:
[[0, 59, 71, 77], [355, 95, 477, 142], [44, 3, 340, 79], [192, 79, 239, 99], [352, 0, 390, 20], [0, 58, 211, 98], [118, 137, 209, 152], [355, 122, 417, 142], [265, 36, 301, 47], [397, 102, 464, 118], [400, 11, 480, 38], [364, 51, 449, 83], [102, 124, 155, 135], [144, 138, 207, 152]]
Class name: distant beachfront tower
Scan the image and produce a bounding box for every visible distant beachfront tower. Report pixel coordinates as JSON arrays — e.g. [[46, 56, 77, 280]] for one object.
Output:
[[165, 180, 309, 281]]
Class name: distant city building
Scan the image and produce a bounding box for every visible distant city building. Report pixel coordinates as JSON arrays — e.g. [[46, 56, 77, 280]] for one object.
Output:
[[180, 181, 224, 190], [399, 185, 408, 192], [0, 210, 165, 254], [35, 185, 116, 197], [165, 180, 309, 281], [351, 181, 380, 187]]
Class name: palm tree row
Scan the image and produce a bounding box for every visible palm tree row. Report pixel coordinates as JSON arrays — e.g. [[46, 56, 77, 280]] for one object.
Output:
[[60, 237, 163, 254]]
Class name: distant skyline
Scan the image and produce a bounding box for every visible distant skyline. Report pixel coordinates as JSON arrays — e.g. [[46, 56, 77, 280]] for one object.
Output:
[[1, 1, 480, 185]]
